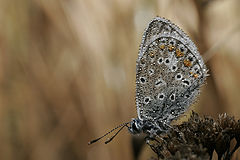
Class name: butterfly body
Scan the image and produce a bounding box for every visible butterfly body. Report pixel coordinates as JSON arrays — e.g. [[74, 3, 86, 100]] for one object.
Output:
[[129, 17, 207, 138], [128, 118, 168, 138], [89, 17, 208, 145]]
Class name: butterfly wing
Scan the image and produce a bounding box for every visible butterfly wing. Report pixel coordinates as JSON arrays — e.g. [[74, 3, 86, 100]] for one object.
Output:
[[136, 17, 208, 123]]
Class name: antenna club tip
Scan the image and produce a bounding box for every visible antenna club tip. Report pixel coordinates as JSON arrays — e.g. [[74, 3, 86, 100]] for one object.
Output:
[[88, 139, 99, 145]]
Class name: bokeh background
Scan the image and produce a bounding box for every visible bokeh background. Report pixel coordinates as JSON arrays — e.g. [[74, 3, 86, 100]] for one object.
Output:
[[0, 0, 240, 160]]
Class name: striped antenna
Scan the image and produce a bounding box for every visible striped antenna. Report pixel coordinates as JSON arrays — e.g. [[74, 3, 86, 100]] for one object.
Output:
[[88, 122, 130, 145]]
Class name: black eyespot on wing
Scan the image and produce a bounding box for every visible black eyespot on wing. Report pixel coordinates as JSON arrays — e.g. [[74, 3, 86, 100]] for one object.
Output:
[[165, 59, 170, 64], [180, 47, 184, 52], [140, 77, 146, 83], [144, 97, 151, 104], [170, 94, 175, 101], [158, 58, 163, 64], [188, 56, 193, 61], [157, 93, 165, 100], [183, 80, 190, 86], [175, 73, 182, 80]]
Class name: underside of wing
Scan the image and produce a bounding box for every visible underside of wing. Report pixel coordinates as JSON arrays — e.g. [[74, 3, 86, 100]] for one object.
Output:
[[136, 17, 208, 122]]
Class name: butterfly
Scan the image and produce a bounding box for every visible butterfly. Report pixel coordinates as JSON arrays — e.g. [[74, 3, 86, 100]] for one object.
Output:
[[88, 17, 208, 145]]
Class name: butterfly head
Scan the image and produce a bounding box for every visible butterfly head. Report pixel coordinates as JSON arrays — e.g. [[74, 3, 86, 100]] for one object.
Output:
[[128, 118, 143, 134]]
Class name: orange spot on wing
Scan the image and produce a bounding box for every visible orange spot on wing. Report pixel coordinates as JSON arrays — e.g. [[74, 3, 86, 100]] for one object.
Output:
[[168, 45, 175, 51], [149, 51, 154, 58], [176, 49, 184, 57], [184, 60, 192, 67], [160, 44, 165, 50], [193, 74, 198, 78]]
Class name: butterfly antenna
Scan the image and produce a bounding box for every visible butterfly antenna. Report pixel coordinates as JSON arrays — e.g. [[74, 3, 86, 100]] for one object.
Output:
[[105, 124, 127, 144], [88, 122, 130, 145]]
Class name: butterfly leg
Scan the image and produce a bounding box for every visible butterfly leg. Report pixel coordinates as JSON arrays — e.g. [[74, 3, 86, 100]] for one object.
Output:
[[144, 136, 163, 160], [163, 122, 186, 143]]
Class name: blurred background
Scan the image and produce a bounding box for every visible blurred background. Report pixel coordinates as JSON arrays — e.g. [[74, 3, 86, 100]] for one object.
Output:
[[0, 0, 240, 159]]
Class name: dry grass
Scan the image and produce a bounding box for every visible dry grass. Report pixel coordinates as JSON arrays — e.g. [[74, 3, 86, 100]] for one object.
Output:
[[0, 0, 239, 160]]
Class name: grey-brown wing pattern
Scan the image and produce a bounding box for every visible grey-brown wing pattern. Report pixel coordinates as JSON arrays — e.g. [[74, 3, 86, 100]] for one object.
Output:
[[136, 17, 208, 124]]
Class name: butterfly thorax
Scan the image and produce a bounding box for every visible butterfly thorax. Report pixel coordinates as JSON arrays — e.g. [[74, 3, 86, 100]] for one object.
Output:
[[128, 118, 169, 138]]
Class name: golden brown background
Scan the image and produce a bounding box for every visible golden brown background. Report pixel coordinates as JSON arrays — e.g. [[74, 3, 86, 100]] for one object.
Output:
[[0, 0, 240, 160]]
